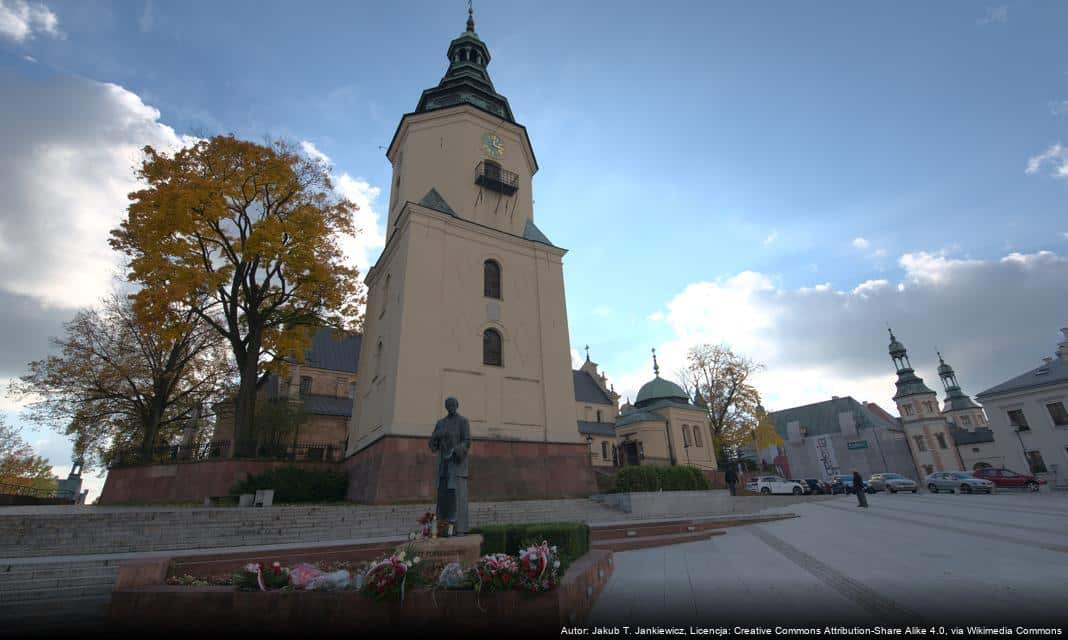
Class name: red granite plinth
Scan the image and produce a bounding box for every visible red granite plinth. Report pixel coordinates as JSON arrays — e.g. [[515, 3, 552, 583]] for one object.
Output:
[[345, 436, 598, 504]]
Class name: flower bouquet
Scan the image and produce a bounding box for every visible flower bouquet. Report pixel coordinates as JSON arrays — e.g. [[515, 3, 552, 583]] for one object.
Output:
[[469, 553, 519, 594], [516, 541, 561, 593], [359, 547, 421, 601], [232, 562, 290, 591]]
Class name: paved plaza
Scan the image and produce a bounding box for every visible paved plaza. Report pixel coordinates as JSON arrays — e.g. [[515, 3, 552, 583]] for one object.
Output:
[[590, 492, 1068, 629]]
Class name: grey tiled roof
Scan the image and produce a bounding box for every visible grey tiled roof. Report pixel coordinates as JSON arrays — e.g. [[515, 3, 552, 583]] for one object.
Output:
[[304, 328, 361, 373], [577, 421, 616, 437], [301, 394, 354, 418], [418, 188, 457, 216], [615, 410, 666, 428], [976, 356, 1068, 399], [573, 370, 613, 405], [768, 396, 897, 440], [523, 219, 554, 246], [949, 426, 995, 446]]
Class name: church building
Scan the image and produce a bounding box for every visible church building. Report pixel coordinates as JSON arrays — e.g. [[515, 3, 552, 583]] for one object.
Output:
[[345, 9, 597, 503]]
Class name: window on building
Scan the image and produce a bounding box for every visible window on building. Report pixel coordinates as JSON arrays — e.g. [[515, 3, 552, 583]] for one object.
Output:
[[923, 401, 935, 414], [280, 379, 291, 398], [336, 378, 346, 398], [483, 329, 502, 366], [1046, 402, 1068, 427], [374, 340, 383, 380], [682, 425, 691, 447], [601, 441, 609, 460], [484, 260, 501, 299], [348, 382, 356, 399], [299, 376, 312, 396], [1007, 409, 1030, 431], [902, 405, 914, 417], [960, 415, 972, 426], [1025, 450, 1048, 474], [694, 428, 703, 447], [935, 433, 948, 449], [596, 409, 603, 423], [913, 435, 927, 452]]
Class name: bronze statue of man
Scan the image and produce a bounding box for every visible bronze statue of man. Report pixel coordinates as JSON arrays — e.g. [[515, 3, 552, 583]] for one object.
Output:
[[429, 396, 471, 535]]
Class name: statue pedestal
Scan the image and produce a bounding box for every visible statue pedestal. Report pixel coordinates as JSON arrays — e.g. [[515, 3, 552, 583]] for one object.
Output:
[[398, 534, 482, 576]]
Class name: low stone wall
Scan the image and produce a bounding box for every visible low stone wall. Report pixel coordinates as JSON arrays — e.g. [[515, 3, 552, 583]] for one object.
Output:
[[107, 548, 614, 635], [594, 490, 836, 517], [99, 459, 341, 505], [345, 435, 598, 504]]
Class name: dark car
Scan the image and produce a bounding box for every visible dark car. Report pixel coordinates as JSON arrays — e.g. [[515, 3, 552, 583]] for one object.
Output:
[[800, 478, 831, 495], [973, 467, 1047, 491], [830, 474, 872, 494]]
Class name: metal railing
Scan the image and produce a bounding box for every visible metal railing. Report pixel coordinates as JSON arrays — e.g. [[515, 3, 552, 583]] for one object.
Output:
[[110, 438, 345, 467], [0, 480, 74, 500], [475, 161, 519, 195]]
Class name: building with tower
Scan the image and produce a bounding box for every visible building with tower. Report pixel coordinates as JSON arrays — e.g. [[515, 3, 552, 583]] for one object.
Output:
[[887, 330, 964, 480], [345, 8, 596, 503], [613, 351, 717, 471], [574, 348, 621, 467], [934, 352, 1002, 471]]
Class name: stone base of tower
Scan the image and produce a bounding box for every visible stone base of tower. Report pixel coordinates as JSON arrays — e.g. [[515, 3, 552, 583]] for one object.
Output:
[[344, 435, 598, 504]]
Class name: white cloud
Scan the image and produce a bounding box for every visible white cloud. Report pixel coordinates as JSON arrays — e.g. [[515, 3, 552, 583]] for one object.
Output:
[[625, 250, 1068, 415], [1050, 101, 1068, 116], [298, 140, 385, 277], [1025, 143, 1068, 179], [0, 69, 192, 309], [647, 311, 665, 321], [977, 6, 1008, 25], [1062, 232, 1068, 241], [570, 348, 583, 369], [852, 237, 870, 250], [0, 0, 59, 42], [763, 231, 777, 246]]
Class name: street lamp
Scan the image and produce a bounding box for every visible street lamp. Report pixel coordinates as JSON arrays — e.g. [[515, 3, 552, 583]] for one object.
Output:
[[585, 434, 594, 463]]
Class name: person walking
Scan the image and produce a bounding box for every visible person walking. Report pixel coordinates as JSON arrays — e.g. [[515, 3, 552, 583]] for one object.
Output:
[[725, 465, 739, 496], [853, 470, 868, 508]]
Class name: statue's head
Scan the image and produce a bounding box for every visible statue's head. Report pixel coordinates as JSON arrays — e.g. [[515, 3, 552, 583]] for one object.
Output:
[[445, 397, 459, 415]]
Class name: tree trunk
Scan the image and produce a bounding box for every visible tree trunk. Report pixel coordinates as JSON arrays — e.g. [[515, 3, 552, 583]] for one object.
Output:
[[232, 335, 261, 457], [140, 398, 165, 462]]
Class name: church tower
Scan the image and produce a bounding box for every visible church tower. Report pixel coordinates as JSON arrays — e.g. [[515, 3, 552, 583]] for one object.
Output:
[[936, 352, 988, 430], [346, 9, 594, 503], [888, 329, 964, 481]]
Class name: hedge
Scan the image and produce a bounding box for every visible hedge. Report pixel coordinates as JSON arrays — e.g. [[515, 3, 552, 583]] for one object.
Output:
[[471, 522, 589, 573], [230, 466, 348, 503], [613, 464, 709, 493]]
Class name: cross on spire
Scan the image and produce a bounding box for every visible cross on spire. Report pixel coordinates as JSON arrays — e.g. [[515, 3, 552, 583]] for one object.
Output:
[[584, 344, 590, 362], [651, 348, 660, 377], [466, 0, 475, 32]]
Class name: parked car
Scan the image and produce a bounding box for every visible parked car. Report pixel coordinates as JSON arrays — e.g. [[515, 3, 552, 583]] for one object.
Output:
[[926, 471, 995, 494], [745, 476, 807, 495], [973, 467, 1046, 492], [789, 479, 812, 494], [800, 478, 832, 495], [830, 474, 872, 494], [868, 473, 918, 494]]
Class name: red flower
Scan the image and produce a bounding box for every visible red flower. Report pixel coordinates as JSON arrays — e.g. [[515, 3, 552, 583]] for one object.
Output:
[[548, 580, 556, 589], [501, 574, 510, 584], [482, 574, 490, 583]]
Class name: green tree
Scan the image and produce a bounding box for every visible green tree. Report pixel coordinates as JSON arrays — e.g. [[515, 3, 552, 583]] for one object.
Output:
[[11, 294, 230, 468], [109, 135, 364, 457], [0, 417, 56, 492]]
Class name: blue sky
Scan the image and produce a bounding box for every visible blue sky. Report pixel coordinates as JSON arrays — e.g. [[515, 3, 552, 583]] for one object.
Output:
[[2, 1, 1068, 497]]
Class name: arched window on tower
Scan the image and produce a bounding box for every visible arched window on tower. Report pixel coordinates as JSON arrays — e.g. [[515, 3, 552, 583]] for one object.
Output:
[[682, 425, 692, 447], [483, 329, 502, 366], [484, 260, 501, 299], [693, 428, 703, 448], [601, 441, 609, 460]]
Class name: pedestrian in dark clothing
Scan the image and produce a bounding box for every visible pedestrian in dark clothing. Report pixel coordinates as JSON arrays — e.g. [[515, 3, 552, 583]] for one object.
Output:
[[725, 466, 738, 496], [853, 470, 868, 507]]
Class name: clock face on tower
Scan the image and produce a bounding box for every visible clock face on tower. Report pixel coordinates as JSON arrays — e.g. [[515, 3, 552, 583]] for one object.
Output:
[[482, 133, 503, 160]]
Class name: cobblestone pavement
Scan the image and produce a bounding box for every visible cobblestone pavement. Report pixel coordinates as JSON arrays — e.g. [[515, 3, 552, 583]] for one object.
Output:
[[589, 492, 1068, 629]]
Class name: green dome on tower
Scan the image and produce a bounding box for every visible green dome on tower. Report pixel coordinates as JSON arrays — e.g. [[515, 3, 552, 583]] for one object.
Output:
[[635, 377, 689, 406]]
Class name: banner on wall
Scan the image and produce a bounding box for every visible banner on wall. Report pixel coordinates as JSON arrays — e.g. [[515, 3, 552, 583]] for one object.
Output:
[[813, 434, 840, 481]]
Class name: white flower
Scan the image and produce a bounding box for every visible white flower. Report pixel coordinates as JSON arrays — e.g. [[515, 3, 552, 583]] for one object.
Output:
[[413, 556, 421, 564], [408, 532, 417, 541], [551, 546, 558, 553], [553, 560, 561, 569], [396, 551, 406, 561]]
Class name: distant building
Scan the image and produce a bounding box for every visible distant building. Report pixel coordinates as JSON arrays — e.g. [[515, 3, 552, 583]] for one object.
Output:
[[768, 396, 917, 482], [933, 351, 1004, 471], [573, 350, 620, 467], [887, 330, 964, 481], [614, 351, 718, 471], [976, 327, 1068, 488]]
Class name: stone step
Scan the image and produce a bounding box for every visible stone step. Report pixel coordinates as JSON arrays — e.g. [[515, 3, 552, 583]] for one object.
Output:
[[591, 529, 725, 552], [0, 584, 112, 603]]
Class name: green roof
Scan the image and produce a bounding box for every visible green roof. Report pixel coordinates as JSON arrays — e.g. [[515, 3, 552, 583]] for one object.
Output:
[[634, 376, 689, 407]]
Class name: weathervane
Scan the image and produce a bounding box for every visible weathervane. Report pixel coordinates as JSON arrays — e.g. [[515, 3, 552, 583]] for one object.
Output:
[[584, 344, 590, 362], [651, 348, 660, 377]]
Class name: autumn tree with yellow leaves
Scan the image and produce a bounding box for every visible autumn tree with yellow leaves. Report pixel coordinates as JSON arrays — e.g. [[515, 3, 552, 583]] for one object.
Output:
[[110, 135, 364, 457]]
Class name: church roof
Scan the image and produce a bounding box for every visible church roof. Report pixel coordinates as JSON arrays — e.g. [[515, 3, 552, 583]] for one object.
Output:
[[573, 370, 613, 405], [418, 188, 457, 216], [413, 8, 515, 123], [976, 355, 1068, 399], [635, 376, 689, 407], [616, 409, 666, 428], [768, 396, 898, 440], [301, 394, 354, 418], [577, 421, 616, 437], [949, 425, 995, 445], [304, 328, 362, 373], [523, 219, 554, 246]]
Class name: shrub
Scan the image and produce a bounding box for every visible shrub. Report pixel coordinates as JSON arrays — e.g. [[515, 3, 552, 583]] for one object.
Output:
[[471, 522, 589, 573], [613, 464, 710, 492], [230, 466, 348, 503]]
